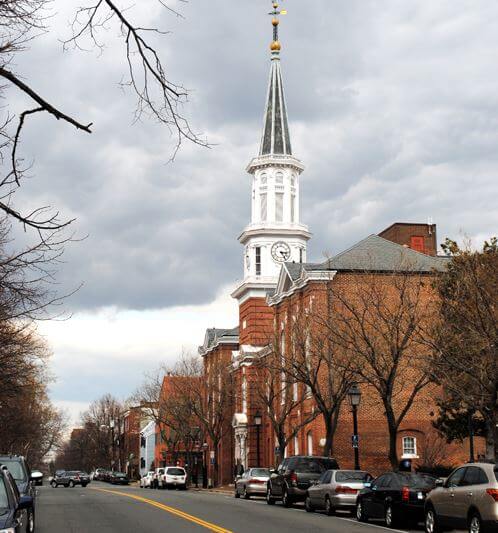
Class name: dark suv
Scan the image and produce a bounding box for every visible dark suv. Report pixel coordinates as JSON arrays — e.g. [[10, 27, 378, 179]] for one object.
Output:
[[267, 456, 340, 507], [0, 465, 34, 532], [0, 455, 36, 532], [51, 471, 90, 488]]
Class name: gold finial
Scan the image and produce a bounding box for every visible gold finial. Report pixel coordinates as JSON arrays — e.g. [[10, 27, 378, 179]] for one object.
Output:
[[268, 1, 286, 53]]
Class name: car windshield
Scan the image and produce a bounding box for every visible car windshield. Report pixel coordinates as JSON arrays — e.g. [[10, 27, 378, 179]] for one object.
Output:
[[250, 469, 270, 477], [336, 471, 372, 482], [167, 468, 185, 476], [115, 473, 126, 478], [0, 477, 8, 513], [1, 460, 26, 482], [398, 473, 436, 489], [295, 459, 338, 474]]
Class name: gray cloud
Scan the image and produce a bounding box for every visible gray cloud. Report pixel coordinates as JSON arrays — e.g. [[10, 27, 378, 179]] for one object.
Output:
[[7, 0, 498, 312]]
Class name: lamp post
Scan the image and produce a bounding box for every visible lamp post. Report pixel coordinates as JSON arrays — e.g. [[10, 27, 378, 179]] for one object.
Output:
[[348, 383, 362, 470], [254, 412, 262, 467]]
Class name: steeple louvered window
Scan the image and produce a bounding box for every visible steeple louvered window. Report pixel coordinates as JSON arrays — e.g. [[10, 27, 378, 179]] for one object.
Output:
[[260, 193, 267, 221], [275, 193, 284, 222], [255, 247, 261, 276], [291, 194, 296, 223], [275, 172, 284, 185]]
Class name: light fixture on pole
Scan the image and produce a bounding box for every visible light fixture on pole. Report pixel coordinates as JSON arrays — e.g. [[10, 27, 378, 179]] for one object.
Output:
[[348, 383, 362, 470]]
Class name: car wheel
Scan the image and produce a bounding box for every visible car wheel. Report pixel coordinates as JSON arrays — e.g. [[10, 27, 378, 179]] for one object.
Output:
[[425, 507, 443, 533], [385, 504, 400, 529], [282, 488, 293, 508], [27, 508, 35, 533], [50, 481, 57, 488], [356, 501, 368, 522], [305, 495, 314, 513], [243, 487, 250, 500], [325, 496, 335, 516], [68, 480, 75, 488], [266, 487, 275, 505], [469, 512, 483, 533], [82, 483, 88, 488]]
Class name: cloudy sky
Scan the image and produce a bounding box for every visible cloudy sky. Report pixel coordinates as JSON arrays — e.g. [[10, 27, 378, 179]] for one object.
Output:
[[8, 0, 498, 424]]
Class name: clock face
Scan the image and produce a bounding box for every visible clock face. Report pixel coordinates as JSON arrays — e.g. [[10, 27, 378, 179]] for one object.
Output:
[[271, 241, 291, 263]]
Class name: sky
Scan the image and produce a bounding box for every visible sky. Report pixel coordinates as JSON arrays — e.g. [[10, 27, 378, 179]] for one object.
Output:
[[7, 0, 498, 425]]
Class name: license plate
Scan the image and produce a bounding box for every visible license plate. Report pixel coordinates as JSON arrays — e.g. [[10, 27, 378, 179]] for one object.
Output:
[[417, 492, 424, 500]]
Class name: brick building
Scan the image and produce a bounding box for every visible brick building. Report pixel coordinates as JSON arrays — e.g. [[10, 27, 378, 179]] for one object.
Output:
[[195, 12, 477, 485]]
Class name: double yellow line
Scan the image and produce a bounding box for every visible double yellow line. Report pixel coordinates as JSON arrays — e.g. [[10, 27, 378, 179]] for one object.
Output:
[[92, 488, 232, 533]]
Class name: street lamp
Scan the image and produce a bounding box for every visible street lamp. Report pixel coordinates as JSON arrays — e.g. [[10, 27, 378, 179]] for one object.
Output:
[[348, 383, 362, 470], [254, 412, 262, 467]]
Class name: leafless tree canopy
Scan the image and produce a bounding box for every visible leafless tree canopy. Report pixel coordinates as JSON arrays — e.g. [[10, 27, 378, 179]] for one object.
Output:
[[0, 0, 204, 234]]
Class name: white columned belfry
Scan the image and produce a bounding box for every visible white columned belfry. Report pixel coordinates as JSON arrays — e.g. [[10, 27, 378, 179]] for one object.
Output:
[[232, 3, 311, 304]]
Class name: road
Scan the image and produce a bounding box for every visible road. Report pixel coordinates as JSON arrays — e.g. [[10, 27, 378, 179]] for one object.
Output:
[[36, 482, 462, 533]]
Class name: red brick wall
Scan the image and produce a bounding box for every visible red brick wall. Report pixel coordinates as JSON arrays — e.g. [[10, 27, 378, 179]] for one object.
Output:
[[379, 222, 438, 256], [239, 297, 274, 346]]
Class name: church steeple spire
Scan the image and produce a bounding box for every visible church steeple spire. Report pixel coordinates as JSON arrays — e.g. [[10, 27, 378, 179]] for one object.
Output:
[[260, 2, 291, 156]]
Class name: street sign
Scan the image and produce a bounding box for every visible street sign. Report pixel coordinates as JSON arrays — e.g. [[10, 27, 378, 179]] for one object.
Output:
[[351, 435, 359, 448]]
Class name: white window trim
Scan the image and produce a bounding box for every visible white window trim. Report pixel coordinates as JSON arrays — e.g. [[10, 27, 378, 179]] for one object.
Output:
[[401, 436, 419, 459]]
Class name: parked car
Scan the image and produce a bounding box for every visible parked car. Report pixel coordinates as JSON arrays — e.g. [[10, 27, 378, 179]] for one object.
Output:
[[110, 472, 129, 485], [158, 467, 187, 490], [93, 468, 107, 481], [51, 471, 90, 488], [356, 471, 437, 528], [140, 471, 155, 488], [235, 468, 270, 499], [267, 456, 340, 507], [305, 469, 372, 515], [424, 462, 498, 533], [0, 465, 34, 533], [30, 470, 44, 486], [153, 468, 165, 489], [0, 455, 36, 533]]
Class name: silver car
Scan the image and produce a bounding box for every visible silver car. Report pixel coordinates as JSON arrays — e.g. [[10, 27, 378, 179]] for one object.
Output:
[[305, 469, 372, 515], [234, 468, 270, 499], [425, 462, 498, 533]]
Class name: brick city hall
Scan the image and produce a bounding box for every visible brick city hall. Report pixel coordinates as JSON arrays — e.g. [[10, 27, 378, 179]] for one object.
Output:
[[191, 11, 474, 487]]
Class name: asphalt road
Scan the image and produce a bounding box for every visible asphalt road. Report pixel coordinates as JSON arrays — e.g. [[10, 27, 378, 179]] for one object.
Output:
[[35, 482, 463, 533]]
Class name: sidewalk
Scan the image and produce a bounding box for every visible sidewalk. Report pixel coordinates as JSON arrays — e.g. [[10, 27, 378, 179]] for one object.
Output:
[[190, 484, 233, 496]]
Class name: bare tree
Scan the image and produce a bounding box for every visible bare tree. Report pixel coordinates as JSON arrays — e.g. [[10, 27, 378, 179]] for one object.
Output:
[[328, 269, 436, 468], [255, 344, 318, 464], [428, 238, 498, 459]]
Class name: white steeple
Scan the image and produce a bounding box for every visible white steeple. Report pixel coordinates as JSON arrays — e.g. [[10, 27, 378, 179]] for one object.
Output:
[[232, 2, 311, 304]]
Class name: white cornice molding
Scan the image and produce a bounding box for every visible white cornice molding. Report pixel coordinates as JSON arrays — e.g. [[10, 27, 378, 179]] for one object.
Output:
[[238, 223, 312, 245], [246, 154, 305, 174], [268, 269, 337, 306]]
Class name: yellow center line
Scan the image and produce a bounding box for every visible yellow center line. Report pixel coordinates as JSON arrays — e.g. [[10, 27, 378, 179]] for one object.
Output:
[[91, 487, 233, 533]]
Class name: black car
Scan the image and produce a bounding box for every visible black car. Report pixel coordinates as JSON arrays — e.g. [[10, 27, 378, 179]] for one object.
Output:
[[51, 471, 90, 488], [110, 472, 129, 485], [356, 471, 437, 528], [267, 456, 340, 507], [0, 466, 34, 533], [0, 455, 36, 533]]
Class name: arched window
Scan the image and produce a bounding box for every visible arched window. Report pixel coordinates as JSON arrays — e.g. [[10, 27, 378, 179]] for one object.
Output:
[[242, 375, 247, 414], [260, 173, 267, 185], [307, 431, 313, 455], [275, 172, 284, 185]]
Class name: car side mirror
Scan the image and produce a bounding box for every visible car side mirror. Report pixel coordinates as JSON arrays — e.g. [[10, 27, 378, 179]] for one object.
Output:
[[435, 478, 445, 487], [18, 495, 33, 510]]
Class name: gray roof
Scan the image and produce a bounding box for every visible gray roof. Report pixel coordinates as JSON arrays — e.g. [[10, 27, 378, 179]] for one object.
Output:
[[202, 327, 239, 352], [284, 235, 449, 278], [260, 54, 292, 156]]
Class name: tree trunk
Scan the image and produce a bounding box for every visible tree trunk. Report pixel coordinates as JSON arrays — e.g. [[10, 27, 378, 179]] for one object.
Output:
[[385, 406, 399, 469], [485, 415, 496, 461], [322, 413, 337, 457], [277, 432, 286, 466]]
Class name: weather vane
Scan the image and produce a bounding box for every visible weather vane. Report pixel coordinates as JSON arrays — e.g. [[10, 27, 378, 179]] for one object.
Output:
[[268, 1, 287, 52]]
